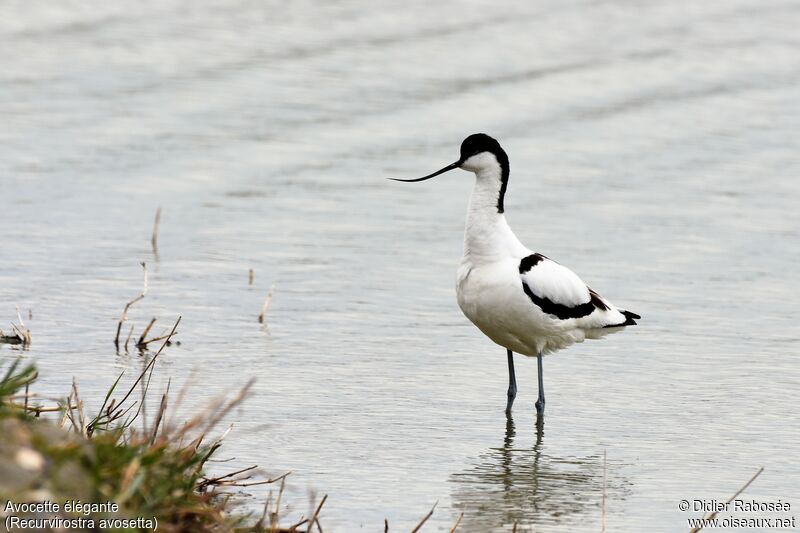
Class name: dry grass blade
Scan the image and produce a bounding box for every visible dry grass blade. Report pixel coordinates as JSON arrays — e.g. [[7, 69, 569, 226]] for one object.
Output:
[[137, 331, 178, 348], [137, 317, 157, 348], [198, 466, 289, 491], [263, 491, 273, 529], [64, 379, 86, 435], [258, 284, 275, 324], [127, 323, 180, 431], [449, 511, 464, 532], [124, 324, 135, 352], [8, 402, 77, 415], [288, 517, 309, 531], [306, 494, 327, 533], [512, 522, 517, 533], [270, 475, 287, 530], [198, 465, 257, 490], [410, 501, 437, 533], [688, 467, 764, 533], [151, 206, 161, 256], [15, 306, 27, 331], [10, 322, 32, 346], [150, 378, 170, 444], [248, 268, 254, 286], [91, 316, 180, 435], [1, 306, 33, 347], [256, 490, 271, 530], [114, 262, 148, 347], [601, 449, 607, 533]]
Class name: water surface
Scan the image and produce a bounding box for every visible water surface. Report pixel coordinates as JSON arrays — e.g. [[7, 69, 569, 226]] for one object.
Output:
[[1, 1, 799, 530]]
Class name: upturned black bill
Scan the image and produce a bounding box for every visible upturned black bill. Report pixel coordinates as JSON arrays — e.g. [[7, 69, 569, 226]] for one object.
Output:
[[389, 161, 461, 182]]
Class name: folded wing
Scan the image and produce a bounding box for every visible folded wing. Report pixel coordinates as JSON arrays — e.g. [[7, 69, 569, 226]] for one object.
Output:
[[518, 253, 638, 329]]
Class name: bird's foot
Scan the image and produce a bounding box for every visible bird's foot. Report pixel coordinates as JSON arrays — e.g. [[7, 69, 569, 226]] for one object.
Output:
[[505, 386, 517, 414], [535, 397, 545, 414]]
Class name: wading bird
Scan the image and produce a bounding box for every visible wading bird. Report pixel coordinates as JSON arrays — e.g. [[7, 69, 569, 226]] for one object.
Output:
[[391, 133, 639, 416]]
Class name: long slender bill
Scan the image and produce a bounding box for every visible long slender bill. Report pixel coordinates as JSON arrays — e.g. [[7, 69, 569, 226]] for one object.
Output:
[[388, 161, 460, 182]]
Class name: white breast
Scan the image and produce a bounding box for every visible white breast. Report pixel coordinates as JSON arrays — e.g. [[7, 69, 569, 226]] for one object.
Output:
[[455, 163, 632, 356], [457, 256, 591, 356]]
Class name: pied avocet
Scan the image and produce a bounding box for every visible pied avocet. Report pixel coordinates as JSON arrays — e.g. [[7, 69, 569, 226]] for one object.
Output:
[[392, 133, 640, 415]]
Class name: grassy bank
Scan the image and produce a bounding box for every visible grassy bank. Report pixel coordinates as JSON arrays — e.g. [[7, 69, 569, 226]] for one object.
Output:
[[0, 352, 302, 533]]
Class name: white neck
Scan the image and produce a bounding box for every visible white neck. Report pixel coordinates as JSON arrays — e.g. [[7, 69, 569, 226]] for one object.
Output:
[[462, 167, 525, 263]]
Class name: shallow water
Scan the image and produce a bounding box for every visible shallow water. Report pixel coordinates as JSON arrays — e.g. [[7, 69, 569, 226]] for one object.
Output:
[[1, 0, 799, 531]]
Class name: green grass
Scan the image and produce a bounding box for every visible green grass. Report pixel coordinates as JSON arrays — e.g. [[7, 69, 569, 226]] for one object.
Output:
[[0, 356, 288, 533]]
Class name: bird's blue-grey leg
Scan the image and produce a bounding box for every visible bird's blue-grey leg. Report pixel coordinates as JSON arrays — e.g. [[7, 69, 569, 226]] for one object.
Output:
[[535, 352, 545, 414], [505, 349, 517, 414]]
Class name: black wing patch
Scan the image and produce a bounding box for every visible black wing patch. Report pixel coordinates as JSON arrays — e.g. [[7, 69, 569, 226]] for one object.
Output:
[[603, 310, 640, 328], [589, 288, 609, 311], [620, 310, 641, 324], [519, 255, 618, 321], [521, 281, 595, 319], [518, 253, 546, 274]]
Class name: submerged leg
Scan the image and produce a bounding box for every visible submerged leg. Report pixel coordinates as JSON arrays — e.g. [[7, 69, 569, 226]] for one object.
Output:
[[535, 352, 545, 415], [505, 349, 517, 414]]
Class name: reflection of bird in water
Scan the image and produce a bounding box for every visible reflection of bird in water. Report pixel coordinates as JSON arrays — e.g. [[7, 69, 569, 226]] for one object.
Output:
[[450, 417, 629, 531]]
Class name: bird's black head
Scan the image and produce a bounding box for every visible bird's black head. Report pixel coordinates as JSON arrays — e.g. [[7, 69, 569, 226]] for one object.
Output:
[[459, 133, 507, 166], [458, 133, 510, 213], [389, 132, 511, 213]]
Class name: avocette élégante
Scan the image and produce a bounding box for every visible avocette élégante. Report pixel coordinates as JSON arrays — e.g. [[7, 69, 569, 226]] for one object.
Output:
[[391, 133, 640, 416]]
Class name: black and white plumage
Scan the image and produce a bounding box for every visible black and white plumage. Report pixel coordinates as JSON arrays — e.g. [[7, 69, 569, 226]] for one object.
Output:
[[392, 133, 640, 415]]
